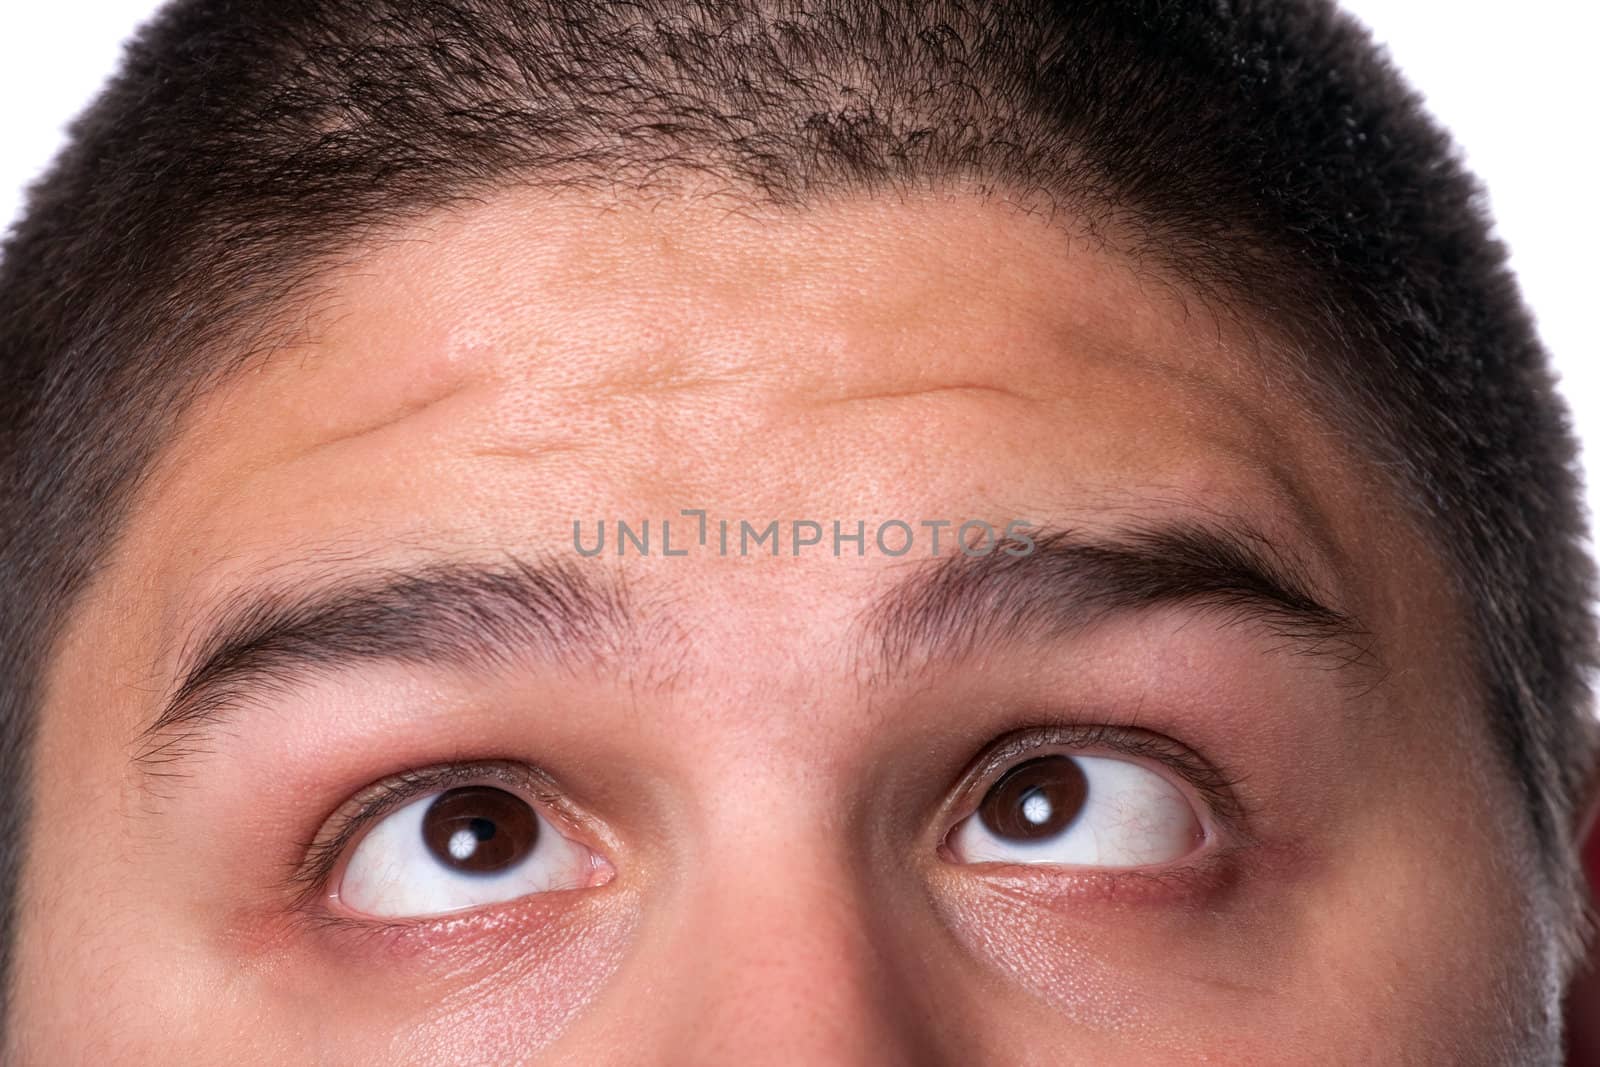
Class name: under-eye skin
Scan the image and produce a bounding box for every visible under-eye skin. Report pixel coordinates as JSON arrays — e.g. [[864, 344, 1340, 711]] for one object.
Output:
[[295, 760, 613, 920], [942, 724, 1244, 871]]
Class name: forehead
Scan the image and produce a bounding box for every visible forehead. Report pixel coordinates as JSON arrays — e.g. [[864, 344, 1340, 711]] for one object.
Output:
[[100, 184, 1459, 712], [145, 193, 1357, 547]]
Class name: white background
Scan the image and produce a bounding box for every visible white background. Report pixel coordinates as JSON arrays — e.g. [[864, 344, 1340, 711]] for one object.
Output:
[[2, 3, 1596, 543]]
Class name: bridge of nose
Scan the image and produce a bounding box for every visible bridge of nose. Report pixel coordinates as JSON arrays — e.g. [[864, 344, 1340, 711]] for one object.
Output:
[[614, 819, 968, 1067]]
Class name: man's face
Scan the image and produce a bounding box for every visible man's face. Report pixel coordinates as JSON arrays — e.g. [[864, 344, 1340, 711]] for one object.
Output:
[[11, 187, 1555, 1063]]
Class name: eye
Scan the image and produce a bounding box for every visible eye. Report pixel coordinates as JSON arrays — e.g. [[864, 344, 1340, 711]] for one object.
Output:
[[336, 784, 605, 918], [947, 753, 1204, 868]]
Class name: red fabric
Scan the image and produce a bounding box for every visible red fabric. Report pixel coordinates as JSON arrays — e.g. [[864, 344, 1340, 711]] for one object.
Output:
[[1565, 804, 1600, 1063]]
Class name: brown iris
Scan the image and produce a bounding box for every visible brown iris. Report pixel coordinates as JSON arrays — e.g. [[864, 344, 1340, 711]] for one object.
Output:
[[977, 755, 1089, 841], [420, 786, 539, 874]]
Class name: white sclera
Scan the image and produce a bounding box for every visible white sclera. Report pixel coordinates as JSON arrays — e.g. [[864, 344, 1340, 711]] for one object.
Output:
[[339, 791, 596, 918], [950, 755, 1201, 868]]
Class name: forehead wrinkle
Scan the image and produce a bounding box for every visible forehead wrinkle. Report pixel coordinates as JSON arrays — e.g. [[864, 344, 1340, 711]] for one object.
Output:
[[280, 374, 483, 465], [805, 379, 1044, 410]]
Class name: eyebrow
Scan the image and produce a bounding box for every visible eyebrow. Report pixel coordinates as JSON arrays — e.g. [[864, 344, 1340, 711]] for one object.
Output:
[[136, 554, 633, 772], [854, 517, 1382, 687], [135, 516, 1382, 776]]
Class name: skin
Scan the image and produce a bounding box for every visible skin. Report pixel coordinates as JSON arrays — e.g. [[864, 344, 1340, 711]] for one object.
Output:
[[6, 182, 1579, 1063]]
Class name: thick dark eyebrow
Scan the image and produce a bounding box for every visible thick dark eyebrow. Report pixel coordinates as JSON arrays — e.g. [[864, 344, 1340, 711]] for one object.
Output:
[[136, 515, 1382, 779], [854, 517, 1384, 688], [136, 555, 632, 774]]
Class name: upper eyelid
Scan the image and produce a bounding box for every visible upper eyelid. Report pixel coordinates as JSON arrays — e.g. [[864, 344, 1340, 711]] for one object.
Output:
[[946, 723, 1253, 832], [286, 760, 568, 903], [286, 725, 1250, 908]]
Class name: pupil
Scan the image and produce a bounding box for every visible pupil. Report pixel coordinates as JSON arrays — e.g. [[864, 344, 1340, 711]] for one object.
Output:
[[421, 786, 539, 874], [977, 755, 1088, 841]]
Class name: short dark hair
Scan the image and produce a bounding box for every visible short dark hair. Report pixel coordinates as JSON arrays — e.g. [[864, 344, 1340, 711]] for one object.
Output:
[[1, 0, 1594, 1013]]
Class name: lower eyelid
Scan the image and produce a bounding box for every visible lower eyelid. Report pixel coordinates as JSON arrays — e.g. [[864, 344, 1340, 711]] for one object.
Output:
[[939, 836, 1248, 909], [291, 733, 1239, 929], [289, 878, 630, 966]]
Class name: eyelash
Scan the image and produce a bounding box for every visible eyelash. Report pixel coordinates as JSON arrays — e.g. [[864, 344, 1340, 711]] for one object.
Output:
[[287, 760, 570, 906], [287, 722, 1250, 914], [950, 721, 1251, 831]]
